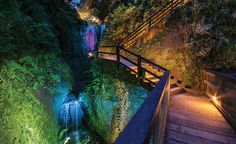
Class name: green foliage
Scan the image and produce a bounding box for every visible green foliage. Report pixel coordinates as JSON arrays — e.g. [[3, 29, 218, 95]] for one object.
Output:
[[106, 0, 170, 42], [0, 53, 73, 144], [0, 1, 54, 56], [136, 0, 236, 86], [0, 0, 77, 59], [107, 3, 137, 41], [83, 59, 148, 143]]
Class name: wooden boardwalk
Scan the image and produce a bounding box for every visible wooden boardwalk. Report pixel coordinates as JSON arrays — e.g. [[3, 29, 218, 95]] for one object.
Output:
[[100, 55, 236, 143], [164, 92, 236, 144]]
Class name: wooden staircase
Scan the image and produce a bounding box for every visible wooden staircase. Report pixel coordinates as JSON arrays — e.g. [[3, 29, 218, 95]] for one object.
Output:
[[122, 0, 185, 48], [170, 77, 185, 96], [129, 64, 163, 84]]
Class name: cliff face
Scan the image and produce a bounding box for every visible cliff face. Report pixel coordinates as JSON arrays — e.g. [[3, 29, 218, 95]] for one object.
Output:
[[0, 0, 113, 143], [0, 1, 77, 143]]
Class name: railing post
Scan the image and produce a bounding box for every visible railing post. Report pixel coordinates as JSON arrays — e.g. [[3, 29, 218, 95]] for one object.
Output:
[[138, 55, 142, 81], [149, 17, 152, 27], [116, 44, 120, 70]]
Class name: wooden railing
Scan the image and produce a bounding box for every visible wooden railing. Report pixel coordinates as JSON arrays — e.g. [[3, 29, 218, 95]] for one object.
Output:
[[96, 1, 183, 142], [98, 45, 170, 144], [115, 71, 170, 144], [202, 69, 236, 130], [121, 0, 184, 48], [98, 45, 167, 86]]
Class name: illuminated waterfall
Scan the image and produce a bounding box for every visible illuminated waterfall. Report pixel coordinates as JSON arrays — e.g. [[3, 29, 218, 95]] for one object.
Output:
[[62, 97, 84, 131], [64, 103, 70, 130], [85, 25, 98, 52]]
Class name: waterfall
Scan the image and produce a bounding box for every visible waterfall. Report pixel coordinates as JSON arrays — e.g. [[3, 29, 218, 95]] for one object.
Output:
[[74, 101, 79, 131], [64, 103, 70, 131], [85, 24, 98, 52], [62, 96, 84, 131]]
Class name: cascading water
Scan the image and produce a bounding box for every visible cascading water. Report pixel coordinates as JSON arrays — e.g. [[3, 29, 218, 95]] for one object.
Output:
[[54, 1, 106, 143], [85, 24, 98, 52], [64, 103, 70, 132], [61, 95, 84, 132]]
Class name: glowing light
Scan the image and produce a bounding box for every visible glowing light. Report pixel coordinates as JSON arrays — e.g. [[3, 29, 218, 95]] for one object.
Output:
[[77, 11, 91, 20], [88, 52, 94, 58], [212, 96, 220, 106]]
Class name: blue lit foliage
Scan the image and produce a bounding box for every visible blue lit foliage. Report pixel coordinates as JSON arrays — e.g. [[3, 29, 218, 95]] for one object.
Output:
[[70, 0, 81, 9]]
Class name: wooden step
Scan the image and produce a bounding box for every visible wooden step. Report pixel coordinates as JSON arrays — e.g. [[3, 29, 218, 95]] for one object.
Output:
[[143, 76, 160, 83], [130, 65, 153, 70], [145, 71, 164, 77], [171, 83, 177, 88], [170, 86, 185, 95]]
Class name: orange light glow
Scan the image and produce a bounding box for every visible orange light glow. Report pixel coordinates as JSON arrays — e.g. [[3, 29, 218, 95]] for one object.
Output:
[[212, 96, 221, 106]]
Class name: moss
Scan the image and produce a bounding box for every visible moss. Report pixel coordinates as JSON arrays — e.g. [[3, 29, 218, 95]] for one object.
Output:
[[0, 53, 73, 144], [83, 58, 148, 143]]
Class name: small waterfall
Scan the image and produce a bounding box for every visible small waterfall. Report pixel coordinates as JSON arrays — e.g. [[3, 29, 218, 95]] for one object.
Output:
[[85, 24, 98, 52], [62, 96, 84, 132], [74, 101, 79, 131], [64, 103, 70, 131]]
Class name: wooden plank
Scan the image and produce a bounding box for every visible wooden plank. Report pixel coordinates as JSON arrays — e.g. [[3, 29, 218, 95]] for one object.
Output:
[[167, 116, 236, 138], [165, 91, 236, 144], [169, 107, 226, 122], [169, 112, 231, 129], [169, 103, 223, 120], [180, 92, 209, 99], [171, 93, 209, 100], [164, 138, 188, 144], [166, 123, 236, 144], [165, 129, 224, 144], [170, 98, 222, 116]]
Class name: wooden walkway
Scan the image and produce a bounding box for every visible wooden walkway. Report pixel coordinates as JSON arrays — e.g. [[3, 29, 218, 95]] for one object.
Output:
[[101, 55, 135, 67], [165, 92, 236, 144], [100, 55, 236, 143]]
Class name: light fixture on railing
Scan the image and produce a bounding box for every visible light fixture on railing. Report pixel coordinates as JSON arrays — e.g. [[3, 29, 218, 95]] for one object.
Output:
[[206, 91, 221, 107], [212, 96, 221, 106]]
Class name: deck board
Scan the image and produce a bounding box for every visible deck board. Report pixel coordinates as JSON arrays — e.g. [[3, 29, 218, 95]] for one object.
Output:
[[100, 55, 236, 143], [165, 92, 236, 144]]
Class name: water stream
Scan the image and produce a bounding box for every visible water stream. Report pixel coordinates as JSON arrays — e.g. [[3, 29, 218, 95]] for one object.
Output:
[[54, 2, 107, 143]]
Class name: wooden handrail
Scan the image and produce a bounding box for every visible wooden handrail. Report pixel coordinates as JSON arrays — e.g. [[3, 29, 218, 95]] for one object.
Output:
[[97, 1, 180, 142], [122, 0, 184, 46], [141, 57, 167, 71], [121, 0, 174, 43], [124, 0, 183, 47], [98, 45, 167, 88], [115, 71, 170, 144], [120, 55, 138, 66], [120, 47, 139, 57]]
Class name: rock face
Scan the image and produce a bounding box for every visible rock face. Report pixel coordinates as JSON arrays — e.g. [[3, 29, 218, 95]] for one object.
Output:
[[82, 60, 149, 143]]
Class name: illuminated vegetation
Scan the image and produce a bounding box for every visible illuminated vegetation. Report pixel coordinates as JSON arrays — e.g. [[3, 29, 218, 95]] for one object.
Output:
[[0, 53, 73, 143], [84, 59, 148, 143], [106, 0, 236, 86], [1, 0, 235, 143]]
